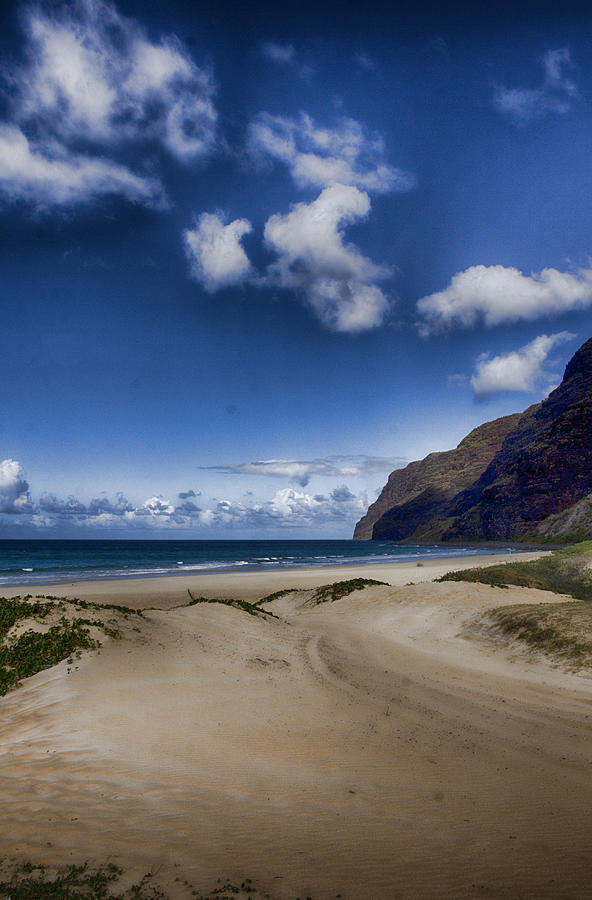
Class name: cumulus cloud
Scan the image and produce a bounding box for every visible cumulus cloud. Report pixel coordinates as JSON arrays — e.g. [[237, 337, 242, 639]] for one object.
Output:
[[87, 494, 134, 516], [0, 125, 165, 208], [140, 496, 175, 516], [15, 0, 216, 158], [417, 263, 592, 333], [262, 184, 391, 332], [470, 332, 573, 400], [38, 491, 133, 517], [0, 463, 368, 532], [0, 0, 216, 208], [174, 499, 201, 515], [203, 454, 404, 487], [184, 213, 252, 291], [330, 484, 356, 502], [0, 459, 34, 513], [39, 494, 87, 516], [178, 489, 200, 499], [493, 48, 577, 121], [198, 486, 366, 530], [248, 111, 413, 194]]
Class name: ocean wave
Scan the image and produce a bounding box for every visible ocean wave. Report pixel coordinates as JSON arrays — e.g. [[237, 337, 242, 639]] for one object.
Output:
[[0, 542, 519, 588]]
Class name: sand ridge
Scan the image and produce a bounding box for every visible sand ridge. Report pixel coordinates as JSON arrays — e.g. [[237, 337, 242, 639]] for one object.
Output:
[[1, 555, 592, 899]]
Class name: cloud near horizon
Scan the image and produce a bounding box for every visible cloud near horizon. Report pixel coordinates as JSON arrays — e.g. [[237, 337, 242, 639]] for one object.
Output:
[[0, 460, 368, 533], [417, 263, 592, 333], [470, 331, 574, 400], [0, 459, 34, 514], [204, 454, 405, 486], [493, 48, 577, 121]]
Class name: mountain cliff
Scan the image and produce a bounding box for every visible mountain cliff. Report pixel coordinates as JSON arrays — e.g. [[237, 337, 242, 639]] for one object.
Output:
[[353, 412, 524, 540], [355, 335, 592, 543]]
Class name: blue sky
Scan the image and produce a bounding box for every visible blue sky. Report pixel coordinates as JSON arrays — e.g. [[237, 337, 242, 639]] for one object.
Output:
[[1, 0, 592, 538]]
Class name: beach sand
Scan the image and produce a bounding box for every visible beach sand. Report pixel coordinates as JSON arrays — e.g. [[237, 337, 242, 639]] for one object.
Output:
[[2, 552, 592, 899]]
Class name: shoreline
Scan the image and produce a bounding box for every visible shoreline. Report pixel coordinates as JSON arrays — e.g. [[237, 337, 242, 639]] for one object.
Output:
[[0, 550, 549, 606], [1, 545, 590, 899]]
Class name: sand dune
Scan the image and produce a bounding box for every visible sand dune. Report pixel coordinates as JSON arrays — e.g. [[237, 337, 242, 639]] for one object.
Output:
[[1, 556, 592, 899]]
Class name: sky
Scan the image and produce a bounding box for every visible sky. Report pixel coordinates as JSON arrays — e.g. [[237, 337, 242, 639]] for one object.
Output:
[[2, 0, 592, 539]]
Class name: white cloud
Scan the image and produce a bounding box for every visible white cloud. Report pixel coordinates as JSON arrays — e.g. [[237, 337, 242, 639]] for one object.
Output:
[[141, 496, 175, 516], [417, 263, 592, 333], [184, 212, 252, 291], [0, 459, 34, 513], [0, 465, 368, 533], [0, 0, 216, 208], [0, 125, 165, 208], [197, 486, 366, 530], [204, 455, 404, 486], [16, 0, 216, 159], [470, 332, 573, 400], [248, 111, 413, 194], [263, 183, 391, 332], [493, 48, 577, 121]]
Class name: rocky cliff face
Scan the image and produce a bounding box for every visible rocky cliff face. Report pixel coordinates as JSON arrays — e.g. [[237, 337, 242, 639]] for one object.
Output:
[[443, 336, 592, 541], [355, 336, 592, 543], [353, 413, 524, 540]]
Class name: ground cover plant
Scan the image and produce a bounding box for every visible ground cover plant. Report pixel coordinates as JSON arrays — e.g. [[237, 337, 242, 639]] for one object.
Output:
[[0, 595, 138, 696], [438, 542, 592, 601], [310, 578, 388, 605], [186, 591, 279, 620], [254, 588, 300, 606], [0, 860, 311, 899]]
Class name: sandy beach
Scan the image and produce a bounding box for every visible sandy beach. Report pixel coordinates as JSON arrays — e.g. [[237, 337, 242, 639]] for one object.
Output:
[[2, 551, 592, 899]]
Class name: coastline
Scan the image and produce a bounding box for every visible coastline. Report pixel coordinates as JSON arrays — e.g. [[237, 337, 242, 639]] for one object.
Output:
[[4, 546, 591, 899], [0, 550, 549, 606]]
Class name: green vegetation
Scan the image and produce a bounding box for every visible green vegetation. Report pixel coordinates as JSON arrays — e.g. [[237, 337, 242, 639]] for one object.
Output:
[[0, 861, 166, 899], [1, 595, 57, 638], [0, 619, 98, 696], [0, 595, 137, 697], [552, 539, 592, 557], [310, 577, 388, 605], [186, 591, 279, 620], [36, 596, 145, 618], [0, 861, 308, 899], [438, 543, 592, 601], [487, 602, 592, 668], [254, 588, 300, 606]]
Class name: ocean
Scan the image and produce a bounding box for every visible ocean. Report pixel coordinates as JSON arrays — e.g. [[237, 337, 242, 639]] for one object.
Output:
[[0, 539, 522, 588]]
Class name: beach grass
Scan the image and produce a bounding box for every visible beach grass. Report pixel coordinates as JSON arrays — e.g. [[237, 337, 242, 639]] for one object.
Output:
[[486, 601, 592, 668], [438, 541, 592, 601]]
